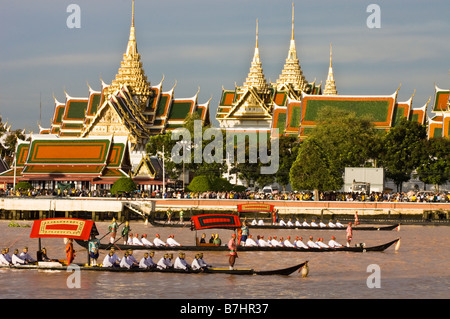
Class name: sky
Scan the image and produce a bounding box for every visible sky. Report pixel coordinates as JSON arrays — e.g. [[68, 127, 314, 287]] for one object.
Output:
[[0, 0, 449, 132]]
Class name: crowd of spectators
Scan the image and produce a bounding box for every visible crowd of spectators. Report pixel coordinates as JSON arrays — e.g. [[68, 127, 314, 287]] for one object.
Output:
[[2, 187, 449, 203]]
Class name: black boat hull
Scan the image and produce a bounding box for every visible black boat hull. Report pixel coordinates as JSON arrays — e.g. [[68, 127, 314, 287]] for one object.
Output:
[[0, 261, 307, 276], [75, 238, 399, 253]]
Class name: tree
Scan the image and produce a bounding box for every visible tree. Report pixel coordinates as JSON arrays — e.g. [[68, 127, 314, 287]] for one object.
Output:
[[380, 118, 427, 191], [416, 137, 450, 191], [14, 181, 32, 190], [290, 106, 380, 197], [110, 177, 137, 196]]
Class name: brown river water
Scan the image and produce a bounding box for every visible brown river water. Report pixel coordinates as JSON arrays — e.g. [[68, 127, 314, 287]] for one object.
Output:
[[0, 220, 448, 300]]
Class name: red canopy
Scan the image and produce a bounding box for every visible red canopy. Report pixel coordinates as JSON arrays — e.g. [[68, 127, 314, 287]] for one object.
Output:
[[191, 214, 241, 230], [237, 203, 275, 213], [30, 218, 98, 240]]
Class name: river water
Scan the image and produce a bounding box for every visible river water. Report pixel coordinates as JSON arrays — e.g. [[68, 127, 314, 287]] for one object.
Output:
[[0, 220, 448, 301]]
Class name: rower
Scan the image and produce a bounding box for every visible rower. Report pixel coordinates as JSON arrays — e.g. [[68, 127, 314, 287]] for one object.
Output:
[[119, 252, 130, 268], [319, 220, 327, 228], [310, 220, 319, 227], [102, 250, 120, 268], [0, 248, 11, 266], [283, 236, 295, 247], [279, 219, 287, 226], [126, 233, 134, 245], [132, 234, 143, 246], [335, 220, 344, 228], [157, 253, 171, 270], [302, 219, 310, 227], [316, 237, 329, 248], [12, 249, 27, 265], [174, 252, 190, 271], [328, 236, 343, 248], [244, 234, 258, 247], [20, 247, 36, 263], [307, 236, 320, 248], [166, 235, 181, 247], [270, 236, 283, 247], [251, 219, 257, 226], [141, 234, 153, 247], [126, 249, 139, 267], [328, 220, 336, 227], [258, 236, 270, 247], [287, 219, 294, 227], [294, 236, 309, 249], [191, 254, 204, 271], [295, 218, 302, 227], [257, 219, 264, 225], [198, 253, 211, 268], [139, 252, 155, 269], [153, 234, 167, 247]]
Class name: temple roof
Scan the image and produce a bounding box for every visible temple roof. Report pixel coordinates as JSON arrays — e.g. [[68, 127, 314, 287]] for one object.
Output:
[[323, 44, 337, 95], [276, 3, 308, 92]]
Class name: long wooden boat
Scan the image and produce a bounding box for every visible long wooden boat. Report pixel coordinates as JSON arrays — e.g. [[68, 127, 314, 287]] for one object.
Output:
[[75, 238, 400, 253], [149, 218, 400, 231], [0, 261, 307, 276]]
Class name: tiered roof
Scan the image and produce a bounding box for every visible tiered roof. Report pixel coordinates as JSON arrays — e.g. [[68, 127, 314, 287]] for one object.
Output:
[[0, 136, 130, 183], [428, 85, 450, 138]]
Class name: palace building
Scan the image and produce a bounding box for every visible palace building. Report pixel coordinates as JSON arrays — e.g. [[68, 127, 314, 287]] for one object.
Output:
[[0, 1, 210, 191], [216, 3, 433, 140], [428, 85, 450, 138]]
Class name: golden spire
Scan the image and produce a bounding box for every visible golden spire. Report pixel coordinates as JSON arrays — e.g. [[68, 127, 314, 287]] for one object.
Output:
[[323, 43, 337, 95], [276, 3, 307, 91], [243, 19, 269, 91], [107, 0, 151, 107]]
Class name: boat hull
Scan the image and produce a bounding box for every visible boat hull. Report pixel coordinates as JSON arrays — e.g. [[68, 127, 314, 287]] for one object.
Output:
[[75, 238, 400, 253]]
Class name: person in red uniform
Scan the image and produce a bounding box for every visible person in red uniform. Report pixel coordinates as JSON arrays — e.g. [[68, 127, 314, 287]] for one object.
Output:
[[228, 233, 238, 270], [346, 222, 353, 247], [65, 238, 75, 265]]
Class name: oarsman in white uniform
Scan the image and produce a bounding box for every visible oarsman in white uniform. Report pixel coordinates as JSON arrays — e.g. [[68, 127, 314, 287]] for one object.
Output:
[[279, 219, 287, 226], [157, 253, 171, 270], [287, 219, 294, 227], [294, 236, 309, 249], [132, 234, 143, 246], [328, 220, 336, 228], [244, 235, 258, 247], [319, 220, 327, 228], [283, 236, 295, 247], [310, 220, 319, 227], [257, 219, 265, 226], [302, 219, 310, 227], [139, 252, 156, 269], [328, 236, 343, 248], [198, 253, 211, 268], [270, 236, 283, 247], [191, 254, 204, 271], [166, 235, 181, 247], [295, 218, 302, 227], [258, 236, 270, 247], [12, 249, 27, 265], [141, 234, 153, 247], [316, 237, 329, 248], [251, 219, 258, 226], [0, 248, 11, 265], [126, 250, 139, 267], [119, 252, 131, 268], [174, 252, 190, 271], [153, 234, 167, 247], [307, 236, 321, 248], [20, 247, 36, 263], [335, 220, 344, 228], [102, 251, 120, 268], [127, 233, 134, 245]]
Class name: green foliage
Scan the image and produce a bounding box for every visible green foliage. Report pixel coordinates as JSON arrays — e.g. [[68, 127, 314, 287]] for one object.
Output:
[[290, 106, 380, 193], [416, 137, 450, 190], [14, 181, 32, 190], [110, 177, 137, 195], [380, 118, 427, 191], [187, 175, 234, 192]]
